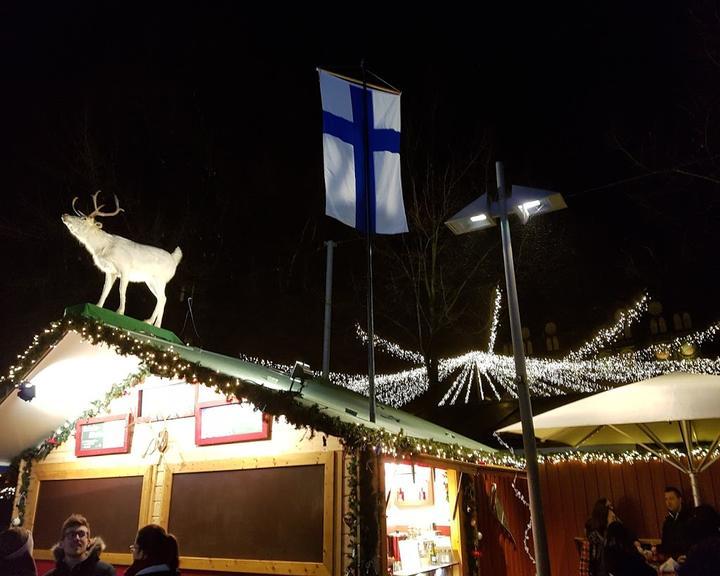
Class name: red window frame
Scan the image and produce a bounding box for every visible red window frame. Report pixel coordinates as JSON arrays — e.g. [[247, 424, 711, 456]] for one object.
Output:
[[75, 413, 131, 457], [194, 399, 271, 446]]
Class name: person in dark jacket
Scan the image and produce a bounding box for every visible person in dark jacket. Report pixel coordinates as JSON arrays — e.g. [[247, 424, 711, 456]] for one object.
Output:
[[661, 486, 693, 561], [42, 514, 114, 576], [124, 524, 179, 576], [0, 527, 38, 576], [603, 521, 655, 576], [585, 497, 615, 576], [677, 505, 720, 576]]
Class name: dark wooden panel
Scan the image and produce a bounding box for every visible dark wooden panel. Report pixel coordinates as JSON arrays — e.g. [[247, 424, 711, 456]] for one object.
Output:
[[570, 462, 590, 537], [539, 459, 720, 576], [635, 461, 660, 536], [168, 465, 325, 561], [649, 460, 670, 534], [541, 461, 573, 575], [582, 461, 600, 522], [33, 476, 143, 552], [709, 462, 720, 508], [698, 466, 717, 505], [619, 462, 644, 536], [475, 472, 534, 576], [595, 460, 613, 508]]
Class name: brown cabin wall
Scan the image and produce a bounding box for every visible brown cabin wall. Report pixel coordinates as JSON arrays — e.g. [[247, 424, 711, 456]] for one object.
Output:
[[539, 458, 720, 575]]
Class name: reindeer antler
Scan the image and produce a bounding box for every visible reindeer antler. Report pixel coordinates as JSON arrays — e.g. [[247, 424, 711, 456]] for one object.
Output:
[[87, 190, 124, 219], [71, 197, 87, 217]]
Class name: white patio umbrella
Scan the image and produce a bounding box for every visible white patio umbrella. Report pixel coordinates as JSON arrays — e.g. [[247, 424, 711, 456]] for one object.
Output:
[[497, 372, 720, 506]]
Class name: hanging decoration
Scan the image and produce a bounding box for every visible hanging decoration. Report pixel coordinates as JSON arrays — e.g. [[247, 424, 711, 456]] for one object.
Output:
[[342, 292, 720, 407], [461, 474, 482, 576], [493, 432, 535, 565]]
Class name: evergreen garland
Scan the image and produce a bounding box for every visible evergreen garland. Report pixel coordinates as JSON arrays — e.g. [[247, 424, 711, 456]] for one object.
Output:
[[0, 311, 521, 543], [344, 451, 360, 576], [10, 368, 149, 524]]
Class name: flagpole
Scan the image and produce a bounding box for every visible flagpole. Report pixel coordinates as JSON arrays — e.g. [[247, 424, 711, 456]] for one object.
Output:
[[361, 59, 377, 423], [321, 240, 336, 380]]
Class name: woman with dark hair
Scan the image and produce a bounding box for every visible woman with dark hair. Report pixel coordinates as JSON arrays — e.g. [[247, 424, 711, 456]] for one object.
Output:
[[125, 525, 179, 576], [604, 521, 655, 576], [0, 527, 38, 576], [585, 498, 615, 576]]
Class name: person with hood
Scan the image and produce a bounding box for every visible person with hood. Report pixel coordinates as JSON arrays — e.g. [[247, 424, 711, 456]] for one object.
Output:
[[0, 526, 38, 576], [124, 524, 179, 576], [43, 514, 115, 576], [585, 497, 615, 576]]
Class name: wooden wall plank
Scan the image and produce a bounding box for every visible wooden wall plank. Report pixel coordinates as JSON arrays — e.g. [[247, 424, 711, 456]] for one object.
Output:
[[542, 462, 568, 573], [619, 461, 645, 536], [649, 460, 669, 536], [582, 461, 600, 521], [595, 459, 613, 506], [570, 461, 590, 538], [539, 459, 720, 576], [608, 462, 627, 520], [634, 461, 660, 537]]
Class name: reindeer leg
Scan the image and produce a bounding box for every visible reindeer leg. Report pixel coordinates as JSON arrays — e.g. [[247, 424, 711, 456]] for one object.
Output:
[[98, 273, 117, 308], [117, 277, 129, 315], [145, 281, 166, 327], [154, 289, 167, 327]]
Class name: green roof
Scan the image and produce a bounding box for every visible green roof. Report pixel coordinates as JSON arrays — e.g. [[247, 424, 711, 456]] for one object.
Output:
[[69, 304, 495, 454]]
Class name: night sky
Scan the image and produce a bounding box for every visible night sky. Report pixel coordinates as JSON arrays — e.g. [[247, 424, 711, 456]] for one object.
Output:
[[1, 2, 718, 380]]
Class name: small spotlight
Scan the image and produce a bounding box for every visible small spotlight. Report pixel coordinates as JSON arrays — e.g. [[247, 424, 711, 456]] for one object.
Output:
[[17, 381, 35, 403], [470, 213, 487, 222], [288, 362, 312, 392]]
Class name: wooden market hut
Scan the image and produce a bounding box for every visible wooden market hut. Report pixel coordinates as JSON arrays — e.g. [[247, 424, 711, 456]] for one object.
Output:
[[0, 304, 536, 576], [537, 452, 720, 574]]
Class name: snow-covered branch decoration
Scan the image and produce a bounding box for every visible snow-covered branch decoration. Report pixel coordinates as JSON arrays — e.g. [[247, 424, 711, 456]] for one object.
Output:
[[564, 294, 648, 360], [488, 285, 502, 354], [338, 292, 720, 408], [354, 323, 425, 364], [630, 321, 720, 361]]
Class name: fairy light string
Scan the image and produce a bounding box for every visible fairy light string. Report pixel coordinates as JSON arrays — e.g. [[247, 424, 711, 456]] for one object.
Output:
[[1, 313, 524, 514], [346, 292, 720, 408]]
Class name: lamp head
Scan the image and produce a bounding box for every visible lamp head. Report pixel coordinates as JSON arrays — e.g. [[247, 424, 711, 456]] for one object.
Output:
[[445, 193, 497, 235], [509, 186, 567, 223], [445, 186, 566, 236], [288, 361, 312, 392], [17, 381, 35, 402]]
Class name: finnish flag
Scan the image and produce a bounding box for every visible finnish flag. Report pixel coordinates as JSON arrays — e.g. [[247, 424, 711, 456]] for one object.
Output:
[[319, 69, 408, 234]]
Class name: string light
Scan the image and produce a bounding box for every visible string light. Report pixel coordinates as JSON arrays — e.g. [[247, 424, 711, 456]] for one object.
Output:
[[347, 292, 720, 408], [354, 323, 425, 364], [488, 285, 502, 353], [565, 294, 649, 360]]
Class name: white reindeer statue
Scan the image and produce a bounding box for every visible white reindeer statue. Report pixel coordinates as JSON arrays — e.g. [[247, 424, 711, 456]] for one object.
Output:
[[62, 191, 182, 327]]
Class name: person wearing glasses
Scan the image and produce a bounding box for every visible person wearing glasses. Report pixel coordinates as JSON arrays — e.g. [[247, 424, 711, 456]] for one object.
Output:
[[124, 524, 179, 576], [43, 514, 115, 576]]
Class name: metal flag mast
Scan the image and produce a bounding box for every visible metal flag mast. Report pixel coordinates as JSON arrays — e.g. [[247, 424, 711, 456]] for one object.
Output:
[[361, 59, 377, 423]]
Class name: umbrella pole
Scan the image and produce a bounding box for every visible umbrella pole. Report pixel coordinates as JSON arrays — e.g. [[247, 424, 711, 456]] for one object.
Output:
[[680, 420, 702, 506], [689, 472, 701, 507]]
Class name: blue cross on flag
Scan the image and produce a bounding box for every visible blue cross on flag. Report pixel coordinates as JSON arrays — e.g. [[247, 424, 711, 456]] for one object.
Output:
[[318, 69, 408, 234]]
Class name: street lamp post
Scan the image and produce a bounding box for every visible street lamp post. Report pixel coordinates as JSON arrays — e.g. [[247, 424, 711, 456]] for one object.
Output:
[[446, 161, 566, 576]]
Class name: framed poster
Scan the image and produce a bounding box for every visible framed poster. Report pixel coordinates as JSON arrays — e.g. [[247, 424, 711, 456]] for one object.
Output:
[[75, 414, 131, 457], [138, 380, 197, 422], [392, 464, 434, 507], [195, 399, 271, 446]]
